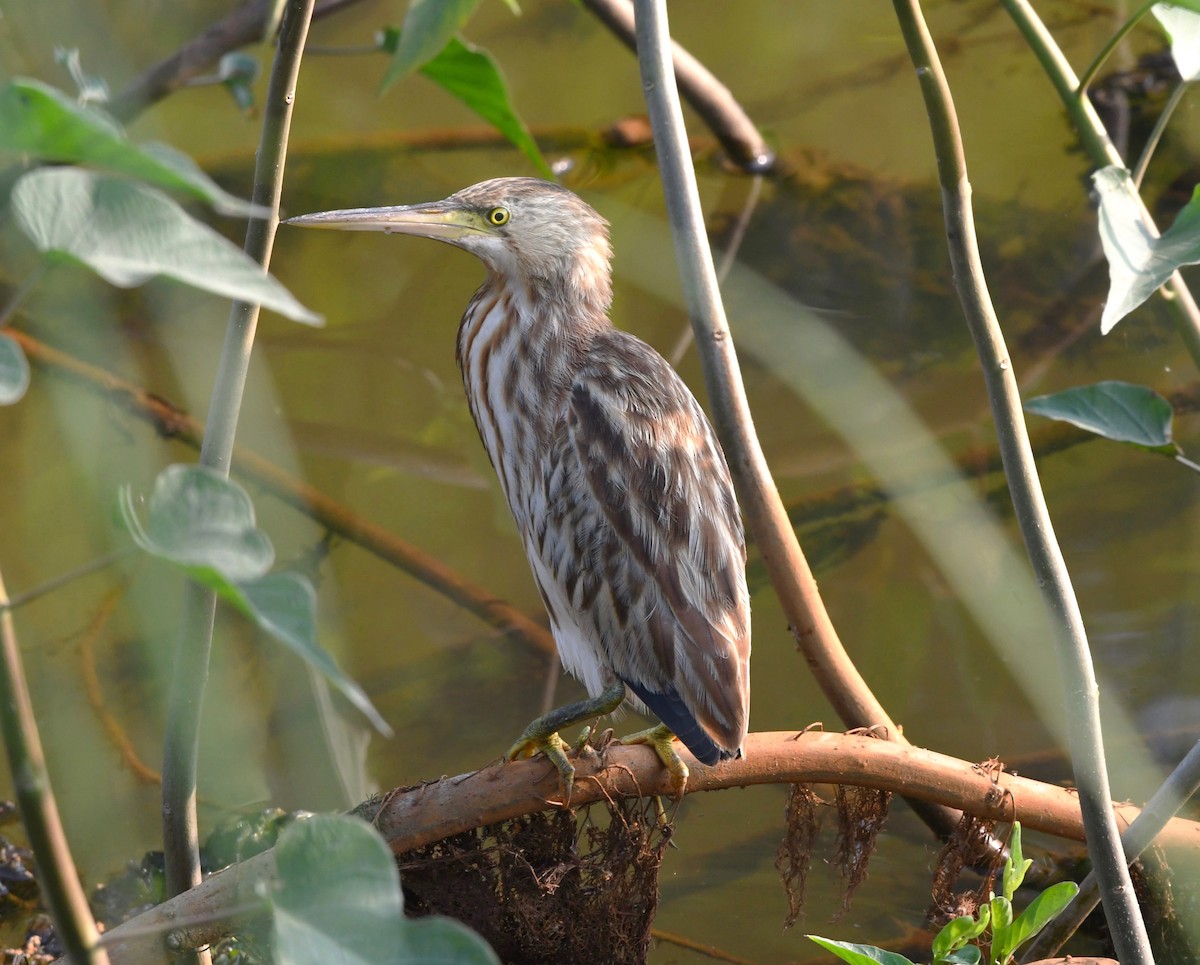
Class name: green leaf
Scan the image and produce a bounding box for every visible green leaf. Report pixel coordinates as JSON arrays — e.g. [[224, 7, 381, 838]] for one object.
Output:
[[0, 78, 264, 217], [1001, 822, 1032, 900], [1154, 4, 1200, 80], [0, 333, 31, 406], [119, 464, 275, 582], [999, 881, 1080, 960], [381, 0, 481, 90], [932, 909, 990, 959], [401, 917, 501, 963], [273, 814, 405, 965], [418, 38, 552, 179], [941, 949, 981, 965], [988, 895, 1013, 965], [273, 815, 497, 965], [12, 168, 322, 325], [1093, 165, 1200, 332], [806, 936, 917, 965], [236, 573, 393, 736], [120, 467, 389, 734], [218, 52, 261, 114], [1025, 380, 1175, 452]]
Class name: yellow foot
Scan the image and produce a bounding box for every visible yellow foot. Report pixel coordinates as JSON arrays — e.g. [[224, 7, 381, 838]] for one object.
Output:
[[619, 723, 689, 797], [506, 730, 575, 803]]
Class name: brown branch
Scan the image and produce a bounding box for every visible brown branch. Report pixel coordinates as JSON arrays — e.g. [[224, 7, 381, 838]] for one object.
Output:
[[78, 582, 161, 786], [108, 0, 369, 123], [8, 328, 555, 658], [87, 731, 1200, 965], [581, 0, 774, 172]]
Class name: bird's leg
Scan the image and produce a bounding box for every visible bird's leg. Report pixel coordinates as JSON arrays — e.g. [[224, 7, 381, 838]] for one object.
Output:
[[506, 680, 626, 802], [618, 723, 689, 797]]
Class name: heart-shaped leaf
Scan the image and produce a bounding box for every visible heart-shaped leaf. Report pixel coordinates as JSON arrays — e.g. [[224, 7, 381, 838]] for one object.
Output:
[[0, 78, 264, 217], [272, 815, 497, 964], [1094, 166, 1200, 333], [1024, 380, 1176, 452], [12, 168, 321, 325]]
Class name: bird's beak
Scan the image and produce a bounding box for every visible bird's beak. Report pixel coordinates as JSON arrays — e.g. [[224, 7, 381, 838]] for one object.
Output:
[[283, 202, 484, 242]]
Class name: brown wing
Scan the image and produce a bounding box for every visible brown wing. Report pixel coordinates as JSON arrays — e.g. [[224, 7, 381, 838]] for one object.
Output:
[[564, 330, 750, 761]]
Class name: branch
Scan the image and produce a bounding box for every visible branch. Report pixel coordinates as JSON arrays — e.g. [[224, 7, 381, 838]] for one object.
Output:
[[108, 0, 367, 122], [7, 327, 555, 658], [84, 732, 1200, 965], [630, 0, 963, 842], [581, 0, 773, 172], [0, 569, 110, 964], [1024, 737, 1200, 960], [161, 0, 316, 927], [891, 2, 1151, 961]]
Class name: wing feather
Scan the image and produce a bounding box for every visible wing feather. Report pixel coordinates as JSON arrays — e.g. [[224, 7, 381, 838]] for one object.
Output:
[[563, 330, 750, 762]]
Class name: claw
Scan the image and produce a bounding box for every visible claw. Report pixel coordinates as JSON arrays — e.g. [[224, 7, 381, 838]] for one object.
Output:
[[619, 723, 689, 797], [506, 730, 575, 802]]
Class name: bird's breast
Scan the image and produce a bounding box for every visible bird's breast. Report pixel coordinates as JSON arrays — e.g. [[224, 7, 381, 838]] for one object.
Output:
[[456, 285, 573, 519]]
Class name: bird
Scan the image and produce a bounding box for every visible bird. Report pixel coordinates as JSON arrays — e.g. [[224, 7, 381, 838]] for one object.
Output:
[[286, 177, 750, 800]]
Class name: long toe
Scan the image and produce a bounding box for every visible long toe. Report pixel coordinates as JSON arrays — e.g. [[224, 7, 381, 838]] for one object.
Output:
[[620, 724, 690, 797], [507, 730, 576, 803]]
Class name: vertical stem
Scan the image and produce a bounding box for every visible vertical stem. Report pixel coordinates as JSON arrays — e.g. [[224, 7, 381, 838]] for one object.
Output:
[[0, 573, 110, 965], [891, 2, 1153, 962], [631, 0, 965, 843], [160, 0, 316, 922], [1001, 0, 1200, 372]]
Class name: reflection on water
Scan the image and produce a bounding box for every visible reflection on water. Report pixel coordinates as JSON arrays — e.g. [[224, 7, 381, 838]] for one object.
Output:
[[1, 0, 1198, 960]]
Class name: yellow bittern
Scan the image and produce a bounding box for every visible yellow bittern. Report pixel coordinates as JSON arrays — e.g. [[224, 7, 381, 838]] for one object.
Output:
[[287, 177, 750, 799]]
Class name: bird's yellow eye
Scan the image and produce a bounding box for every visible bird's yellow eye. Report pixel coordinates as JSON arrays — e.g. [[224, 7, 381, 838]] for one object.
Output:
[[487, 207, 510, 226]]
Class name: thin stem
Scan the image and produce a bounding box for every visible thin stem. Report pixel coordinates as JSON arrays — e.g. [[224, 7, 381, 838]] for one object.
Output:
[[631, 0, 965, 843], [1132, 80, 1192, 189], [668, 173, 764, 366], [1002, 0, 1200, 372], [0, 266, 44, 329], [2, 549, 134, 611], [160, 0, 316, 925], [891, 2, 1152, 962], [1174, 452, 1200, 474], [1023, 738, 1200, 960], [0, 569, 110, 964], [1076, 0, 1157, 95]]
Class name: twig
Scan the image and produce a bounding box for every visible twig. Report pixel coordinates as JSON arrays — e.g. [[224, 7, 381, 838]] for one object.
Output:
[[79, 583, 161, 785], [630, 0, 964, 843], [108, 0, 367, 122], [1024, 737, 1200, 960], [1001, 0, 1200, 372], [161, 0, 315, 937], [1075, 0, 1157, 95], [891, 2, 1152, 961], [78, 731, 1200, 965], [1132, 80, 1192, 189], [0, 568, 110, 964], [581, 0, 773, 172], [7, 328, 555, 657], [668, 173, 764, 366]]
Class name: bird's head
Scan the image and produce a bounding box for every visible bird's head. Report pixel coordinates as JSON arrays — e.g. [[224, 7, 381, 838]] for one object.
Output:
[[286, 177, 613, 313]]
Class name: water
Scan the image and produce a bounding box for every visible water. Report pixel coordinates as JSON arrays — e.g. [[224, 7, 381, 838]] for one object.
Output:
[[1, 0, 1198, 960]]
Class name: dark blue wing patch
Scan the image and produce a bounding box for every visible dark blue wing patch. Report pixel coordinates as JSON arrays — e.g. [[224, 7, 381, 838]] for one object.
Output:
[[622, 677, 737, 766]]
